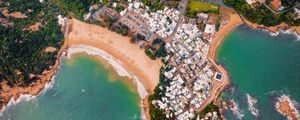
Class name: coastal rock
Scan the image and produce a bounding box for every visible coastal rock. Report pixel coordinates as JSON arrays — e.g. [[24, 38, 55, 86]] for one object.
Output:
[[275, 95, 299, 120]]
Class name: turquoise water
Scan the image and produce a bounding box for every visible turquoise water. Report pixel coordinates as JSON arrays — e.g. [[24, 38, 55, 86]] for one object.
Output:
[[0, 54, 141, 120], [217, 25, 300, 119]]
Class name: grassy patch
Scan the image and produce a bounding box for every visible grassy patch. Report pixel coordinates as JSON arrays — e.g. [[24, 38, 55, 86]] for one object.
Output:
[[189, 1, 219, 12], [185, 1, 219, 18]]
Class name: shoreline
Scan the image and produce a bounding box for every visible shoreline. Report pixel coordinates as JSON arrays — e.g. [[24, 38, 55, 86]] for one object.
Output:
[[242, 16, 300, 38], [0, 18, 161, 120], [207, 6, 243, 106], [67, 45, 149, 99], [0, 67, 58, 115], [65, 18, 163, 120], [209, 6, 300, 119], [67, 45, 149, 119], [2, 6, 300, 120], [0, 28, 68, 114]]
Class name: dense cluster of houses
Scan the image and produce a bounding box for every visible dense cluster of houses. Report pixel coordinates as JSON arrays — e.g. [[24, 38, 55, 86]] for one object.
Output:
[[294, 8, 300, 20], [151, 23, 215, 119], [92, 0, 220, 119], [143, 8, 180, 38], [246, 0, 300, 20], [121, 1, 180, 39]]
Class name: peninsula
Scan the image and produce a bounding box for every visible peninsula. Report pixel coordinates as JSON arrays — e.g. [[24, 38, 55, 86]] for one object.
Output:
[[1, 0, 300, 120]]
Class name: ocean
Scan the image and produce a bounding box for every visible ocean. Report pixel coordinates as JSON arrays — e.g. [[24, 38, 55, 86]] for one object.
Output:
[[0, 54, 141, 120], [217, 25, 300, 119]]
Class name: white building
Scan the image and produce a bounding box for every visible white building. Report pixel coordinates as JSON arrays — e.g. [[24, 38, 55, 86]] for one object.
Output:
[[204, 24, 216, 34], [246, 0, 256, 5]]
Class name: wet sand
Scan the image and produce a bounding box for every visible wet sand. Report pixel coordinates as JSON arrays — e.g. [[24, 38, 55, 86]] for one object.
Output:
[[67, 19, 162, 93], [3, 5, 300, 119], [0, 18, 161, 120], [66, 19, 162, 120]]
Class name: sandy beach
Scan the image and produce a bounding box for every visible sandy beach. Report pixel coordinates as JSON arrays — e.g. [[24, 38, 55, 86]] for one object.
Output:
[[67, 19, 162, 93], [207, 6, 243, 104], [2, 4, 300, 119], [0, 17, 161, 120], [66, 19, 162, 119]]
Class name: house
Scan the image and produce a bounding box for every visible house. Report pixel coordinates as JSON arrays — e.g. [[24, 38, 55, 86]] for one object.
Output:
[[197, 12, 208, 23], [103, 7, 120, 19], [246, 0, 268, 6], [294, 8, 300, 20], [246, 0, 257, 5], [204, 24, 216, 34]]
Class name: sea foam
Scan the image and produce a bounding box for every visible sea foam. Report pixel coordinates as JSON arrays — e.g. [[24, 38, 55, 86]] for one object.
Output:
[[0, 65, 59, 116], [230, 99, 244, 120], [67, 45, 149, 99], [0, 45, 150, 119], [260, 28, 300, 40], [67, 45, 149, 119], [246, 94, 259, 117]]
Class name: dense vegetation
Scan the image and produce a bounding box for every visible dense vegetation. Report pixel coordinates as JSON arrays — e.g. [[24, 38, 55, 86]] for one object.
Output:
[[142, 0, 164, 12], [155, 42, 168, 58], [0, 0, 107, 88], [196, 102, 222, 120], [145, 48, 157, 60], [148, 67, 174, 120], [141, 0, 181, 12], [53, 0, 102, 20], [223, 0, 300, 26], [145, 41, 168, 60], [152, 38, 162, 45], [0, 0, 64, 87]]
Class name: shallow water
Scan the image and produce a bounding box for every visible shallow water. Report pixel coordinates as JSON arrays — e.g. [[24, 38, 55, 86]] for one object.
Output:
[[0, 54, 141, 120], [217, 25, 300, 120]]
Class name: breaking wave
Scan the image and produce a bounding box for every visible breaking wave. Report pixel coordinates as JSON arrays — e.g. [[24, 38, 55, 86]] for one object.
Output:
[[246, 94, 259, 117], [0, 66, 59, 116], [67, 45, 149, 119], [260, 28, 300, 40], [229, 99, 244, 120]]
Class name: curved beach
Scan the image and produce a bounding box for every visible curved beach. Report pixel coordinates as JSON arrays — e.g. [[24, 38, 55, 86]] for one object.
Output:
[[207, 7, 243, 103], [67, 19, 162, 93], [66, 19, 162, 119]]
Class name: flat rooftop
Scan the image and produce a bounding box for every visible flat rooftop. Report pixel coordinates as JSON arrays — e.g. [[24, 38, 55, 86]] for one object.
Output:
[[214, 72, 223, 81]]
